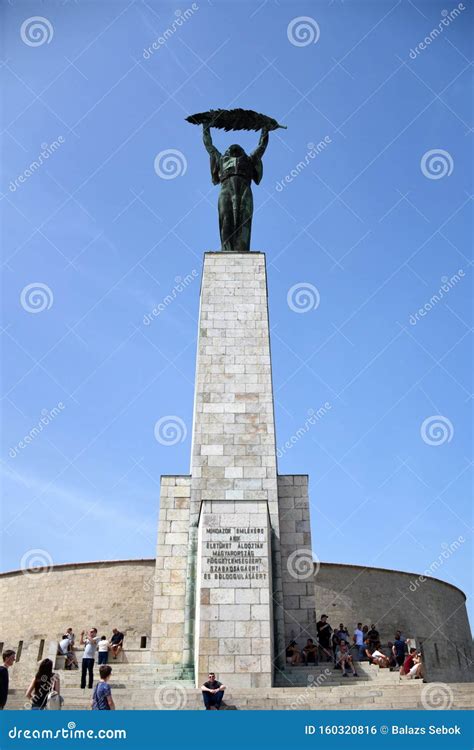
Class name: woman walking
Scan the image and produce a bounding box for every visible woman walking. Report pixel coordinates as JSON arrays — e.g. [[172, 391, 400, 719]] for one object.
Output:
[[26, 659, 60, 710]]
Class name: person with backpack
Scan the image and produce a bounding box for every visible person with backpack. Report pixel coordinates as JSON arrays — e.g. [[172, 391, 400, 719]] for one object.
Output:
[[26, 659, 61, 710], [91, 665, 115, 710]]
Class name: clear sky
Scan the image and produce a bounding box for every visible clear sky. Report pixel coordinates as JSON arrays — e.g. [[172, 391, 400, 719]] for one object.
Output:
[[1, 0, 472, 630]]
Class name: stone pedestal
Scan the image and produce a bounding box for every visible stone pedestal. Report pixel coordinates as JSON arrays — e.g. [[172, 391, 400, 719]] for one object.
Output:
[[190, 252, 283, 686], [150, 252, 315, 686], [194, 500, 273, 687]]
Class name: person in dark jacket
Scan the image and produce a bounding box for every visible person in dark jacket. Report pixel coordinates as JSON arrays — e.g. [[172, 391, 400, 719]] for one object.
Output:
[[0, 650, 16, 709]]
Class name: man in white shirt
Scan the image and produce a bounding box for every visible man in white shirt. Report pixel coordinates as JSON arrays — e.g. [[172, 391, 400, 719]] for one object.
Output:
[[353, 622, 365, 661], [80, 628, 100, 689], [59, 634, 78, 669]]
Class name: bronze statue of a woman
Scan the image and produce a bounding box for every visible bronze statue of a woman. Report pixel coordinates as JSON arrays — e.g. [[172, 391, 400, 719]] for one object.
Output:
[[202, 124, 269, 253], [186, 109, 286, 253]]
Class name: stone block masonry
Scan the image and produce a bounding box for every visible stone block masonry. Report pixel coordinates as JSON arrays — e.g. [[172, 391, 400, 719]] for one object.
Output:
[[190, 253, 285, 685], [149, 252, 319, 685]]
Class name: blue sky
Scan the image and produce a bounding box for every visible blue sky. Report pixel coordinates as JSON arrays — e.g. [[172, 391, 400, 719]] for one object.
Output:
[[1, 0, 472, 628]]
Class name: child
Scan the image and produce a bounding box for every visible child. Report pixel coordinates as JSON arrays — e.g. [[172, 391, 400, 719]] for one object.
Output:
[[97, 636, 109, 665], [91, 665, 115, 710]]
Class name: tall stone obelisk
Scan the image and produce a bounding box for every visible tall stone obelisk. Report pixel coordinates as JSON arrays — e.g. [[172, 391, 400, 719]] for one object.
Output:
[[149, 251, 315, 687], [190, 252, 284, 688]]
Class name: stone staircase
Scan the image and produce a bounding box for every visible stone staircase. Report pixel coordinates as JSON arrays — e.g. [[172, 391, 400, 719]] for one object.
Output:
[[5, 682, 473, 711], [5, 660, 473, 711], [274, 662, 402, 687]]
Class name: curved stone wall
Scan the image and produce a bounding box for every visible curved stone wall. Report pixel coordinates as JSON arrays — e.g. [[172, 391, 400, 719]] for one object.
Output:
[[1, 558, 471, 682], [314, 562, 473, 683], [0, 559, 155, 658]]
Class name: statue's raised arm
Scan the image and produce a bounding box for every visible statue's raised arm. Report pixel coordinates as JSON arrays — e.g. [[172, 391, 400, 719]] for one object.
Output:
[[202, 124, 221, 185], [251, 128, 269, 161]]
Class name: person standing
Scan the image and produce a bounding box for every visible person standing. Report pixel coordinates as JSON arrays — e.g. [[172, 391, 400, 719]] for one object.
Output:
[[367, 624, 379, 649], [26, 659, 60, 710], [201, 672, 226, 710], [316, 614, 333, 661], [392, 631, 406, 668], [0, 650, 16, 710], [97, 637, 109, 665], [353, 622, 365, 661], [80, 628, 100, 689], [91, 665, 115, 710]]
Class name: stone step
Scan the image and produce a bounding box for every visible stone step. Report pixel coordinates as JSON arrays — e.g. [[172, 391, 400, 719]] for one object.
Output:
[[5, 683, 473, 711]]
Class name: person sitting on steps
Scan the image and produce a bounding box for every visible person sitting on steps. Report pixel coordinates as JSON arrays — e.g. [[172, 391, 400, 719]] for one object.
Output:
[[109, 629, 124, 660], [369, 643, 390, 668], [336, 640, 358, 677], [286, 640, 302, 665], [302, 638, 318, 665], [201, 672, 226, 710]]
